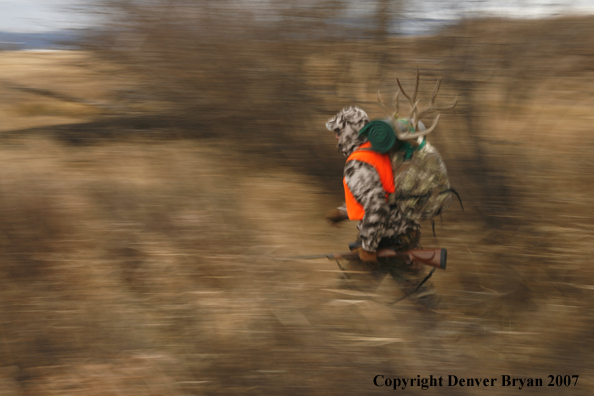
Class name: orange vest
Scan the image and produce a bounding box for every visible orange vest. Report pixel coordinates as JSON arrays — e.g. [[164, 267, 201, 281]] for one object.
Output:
[[343, 142, 395, 220]]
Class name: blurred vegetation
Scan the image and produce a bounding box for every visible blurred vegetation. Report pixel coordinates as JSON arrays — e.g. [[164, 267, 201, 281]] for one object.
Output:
[[1, 0, 594, 394]]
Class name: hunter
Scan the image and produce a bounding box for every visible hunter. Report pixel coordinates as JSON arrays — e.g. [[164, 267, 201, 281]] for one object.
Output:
[[325, 77, 456, 309]]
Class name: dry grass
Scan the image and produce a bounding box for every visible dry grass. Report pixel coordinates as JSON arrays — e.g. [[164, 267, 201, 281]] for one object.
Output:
[[0, 15, 594, 396], [0, 51, 151, 131]]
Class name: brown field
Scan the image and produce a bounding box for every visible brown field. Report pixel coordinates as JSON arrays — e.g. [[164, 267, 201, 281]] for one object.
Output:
[[1, 15, 594, 395]]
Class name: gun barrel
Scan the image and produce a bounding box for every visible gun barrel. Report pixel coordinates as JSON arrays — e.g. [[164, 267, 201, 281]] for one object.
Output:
[[279, 248, 447, 270]]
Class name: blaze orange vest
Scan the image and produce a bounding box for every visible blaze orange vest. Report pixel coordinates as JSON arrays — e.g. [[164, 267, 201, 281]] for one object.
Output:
[[343, 142, 395, 220]]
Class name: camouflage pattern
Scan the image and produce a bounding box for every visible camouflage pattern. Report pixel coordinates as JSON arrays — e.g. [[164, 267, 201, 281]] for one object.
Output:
[[325, 105, 369, 135], [326, 106, 418, 252], [326, 106, 369, 157], [326, 108, 442, 310], [388, 140, 452, 222], [344, 160, 415, 251]]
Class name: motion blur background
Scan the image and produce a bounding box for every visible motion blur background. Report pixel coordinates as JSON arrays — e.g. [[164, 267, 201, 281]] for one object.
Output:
[[1, 1, 594, 395]]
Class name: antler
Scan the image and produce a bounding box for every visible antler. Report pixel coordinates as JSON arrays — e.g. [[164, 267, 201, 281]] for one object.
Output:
[[376, 88, 392, 114], [393, 90, 400, 117], [376, 87, 401, 118], [395, 114, 441, 141], [395, 70, 458, 140], [414, 79, 458, 130], [397, 68, 420, 121]]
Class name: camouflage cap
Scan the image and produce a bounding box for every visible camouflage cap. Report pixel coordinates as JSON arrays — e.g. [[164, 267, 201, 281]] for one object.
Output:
[[326, 106, 369, 132]]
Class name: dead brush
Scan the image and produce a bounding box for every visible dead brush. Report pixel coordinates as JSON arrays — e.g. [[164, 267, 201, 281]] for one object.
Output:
[[0, 182, 75, 283]]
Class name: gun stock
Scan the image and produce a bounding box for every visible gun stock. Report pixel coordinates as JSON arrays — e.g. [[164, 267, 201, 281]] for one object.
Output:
[[404, 248, 446, 270]]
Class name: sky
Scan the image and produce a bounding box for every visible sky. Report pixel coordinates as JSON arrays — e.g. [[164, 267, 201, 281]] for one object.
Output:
[[1, 0, 594, 33], [0, 0, 87, 33]]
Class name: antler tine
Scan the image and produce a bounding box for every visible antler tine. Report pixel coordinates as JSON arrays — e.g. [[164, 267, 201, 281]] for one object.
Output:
[[396, 77, 413, 105], [410, 69, 421, 127], [396, 114, 441, 141], [417, 95, 459, 121], [407, 100, 420, 120], [413, 77, 437, 130], [415, 78, 458, 125], [392, 90, 400, 118], [398, 72, 421, 125], [435, 96, 459, 113], [376, 88, 391, 113], [423, 78, 441, 125], [430, 78, 441, 107], [411, 68, 420, 107]]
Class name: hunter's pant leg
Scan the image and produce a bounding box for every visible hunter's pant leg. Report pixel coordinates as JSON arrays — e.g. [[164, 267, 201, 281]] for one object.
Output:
[[384, 258, 440, 309], [336, 259, 389, 293]]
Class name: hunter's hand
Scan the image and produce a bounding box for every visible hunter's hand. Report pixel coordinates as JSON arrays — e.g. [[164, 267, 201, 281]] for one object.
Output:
[[355, 247, 377, 263], [325, 208, 348, 225]]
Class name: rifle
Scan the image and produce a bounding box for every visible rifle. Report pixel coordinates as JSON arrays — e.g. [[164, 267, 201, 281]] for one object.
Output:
[[285, 245, 447, 270]]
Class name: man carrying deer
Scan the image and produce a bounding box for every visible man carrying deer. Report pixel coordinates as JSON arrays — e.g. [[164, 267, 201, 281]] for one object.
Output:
[[325, 71, 457, 310]]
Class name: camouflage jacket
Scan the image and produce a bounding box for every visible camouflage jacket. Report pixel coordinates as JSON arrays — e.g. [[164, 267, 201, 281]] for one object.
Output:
[[388, 140, 451, 222], [344, 155, 413, 252], [344, 140, 450, 252]]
